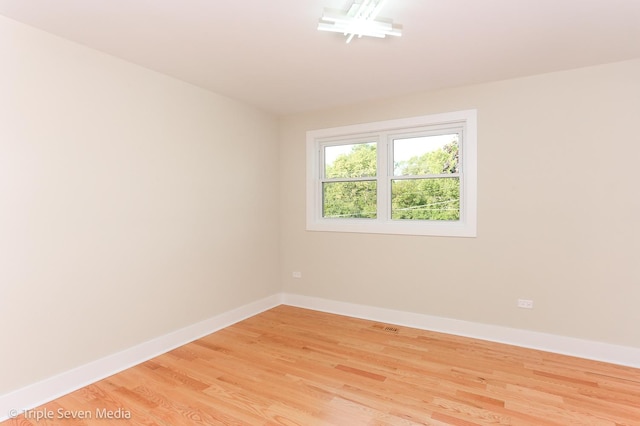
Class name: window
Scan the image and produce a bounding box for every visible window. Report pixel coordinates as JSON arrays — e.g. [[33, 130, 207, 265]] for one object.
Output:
[[306, 110, 477, 237]]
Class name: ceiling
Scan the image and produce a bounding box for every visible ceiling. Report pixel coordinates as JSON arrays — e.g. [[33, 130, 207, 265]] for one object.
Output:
[[1, 0, 639, 115]]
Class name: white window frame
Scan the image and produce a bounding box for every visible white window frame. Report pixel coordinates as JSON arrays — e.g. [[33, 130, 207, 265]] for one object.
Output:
[[306, 109, 477, 237]]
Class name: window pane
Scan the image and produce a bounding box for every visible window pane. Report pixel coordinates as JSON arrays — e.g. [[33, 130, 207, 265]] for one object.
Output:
[[391, 178, 460, 220], [393, 134, 459, 176], [325, 142, 377, 179], [323, 181, 377, 218]]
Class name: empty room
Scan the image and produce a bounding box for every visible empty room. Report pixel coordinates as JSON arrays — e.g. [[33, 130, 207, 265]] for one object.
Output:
[[1, 1, 640, 425]]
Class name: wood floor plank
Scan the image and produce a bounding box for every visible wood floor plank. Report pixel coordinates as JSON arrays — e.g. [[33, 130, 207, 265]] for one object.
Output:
[[5, 305, 640, 425]]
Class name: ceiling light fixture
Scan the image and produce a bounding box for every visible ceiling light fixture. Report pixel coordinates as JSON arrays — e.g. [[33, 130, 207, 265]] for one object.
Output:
[[318, 0, 402, 43]]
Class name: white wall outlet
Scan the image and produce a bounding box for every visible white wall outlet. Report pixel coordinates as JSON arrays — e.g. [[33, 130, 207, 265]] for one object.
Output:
[[517, 299, 534, 309], [292, 271, 302, 278]]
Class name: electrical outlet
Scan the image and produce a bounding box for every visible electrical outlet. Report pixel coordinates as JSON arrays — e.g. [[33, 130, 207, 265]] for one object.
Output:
[[517, 299, 534, 309], [292, 271, 302, 278]]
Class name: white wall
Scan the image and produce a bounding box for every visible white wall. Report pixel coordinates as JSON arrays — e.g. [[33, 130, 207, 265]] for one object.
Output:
[[0, 16, 280, 395], [280, 59, 640, 349]]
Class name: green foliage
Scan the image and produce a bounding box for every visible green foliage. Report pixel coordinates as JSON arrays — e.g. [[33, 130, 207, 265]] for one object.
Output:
[[323, 181, 377, 218], [394, 141, 459, 175], [326, 143, 377, 178], [391, 178, 460, 220], [322, 141, 460, 220], [323, 144, 377, 218], [392, 141, 460, 220]]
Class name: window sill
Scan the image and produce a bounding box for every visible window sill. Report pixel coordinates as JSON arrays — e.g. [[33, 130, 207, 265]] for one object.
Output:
[[306, 218, 476, 237]]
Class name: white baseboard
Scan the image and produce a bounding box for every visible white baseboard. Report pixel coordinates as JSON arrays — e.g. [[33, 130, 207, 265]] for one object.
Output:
[[0, 294, 282, 423], [282, 293, 640, 369], [3, 292, 639, 423]]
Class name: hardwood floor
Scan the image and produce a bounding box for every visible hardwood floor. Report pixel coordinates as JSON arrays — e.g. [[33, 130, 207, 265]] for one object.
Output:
[[6, 305, 640, 425]]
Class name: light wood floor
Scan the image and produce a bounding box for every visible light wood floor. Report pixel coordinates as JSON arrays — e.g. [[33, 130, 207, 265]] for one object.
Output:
[[6, 305, 640, 425]]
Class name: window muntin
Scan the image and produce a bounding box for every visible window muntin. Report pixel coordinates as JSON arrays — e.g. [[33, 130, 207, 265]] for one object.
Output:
[[306, 110, 477, 237]]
